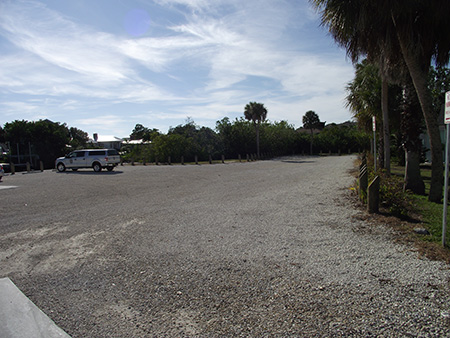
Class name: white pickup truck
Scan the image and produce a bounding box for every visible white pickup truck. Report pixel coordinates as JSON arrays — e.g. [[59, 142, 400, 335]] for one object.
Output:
[[55, 149, 120, 172]]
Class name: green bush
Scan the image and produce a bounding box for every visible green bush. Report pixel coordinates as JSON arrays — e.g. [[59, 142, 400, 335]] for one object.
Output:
[[378, 171, 412, 218]]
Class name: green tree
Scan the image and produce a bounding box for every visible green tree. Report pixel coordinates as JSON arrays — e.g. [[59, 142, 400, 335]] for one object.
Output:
[[130, 124, 159, 142], [4, 119, 71, 169], [0, 126, 6, 143], [261, 121, 297, 156], [169, 119, 220, 161], [345, 60, 403, 167], [302, 110, 321, 155], [244, 102, 268, 158], [346, 59, 423, 192], [429, 66, 450, 118], [69, 127, 89, 149], [31, 120, 70, 168]]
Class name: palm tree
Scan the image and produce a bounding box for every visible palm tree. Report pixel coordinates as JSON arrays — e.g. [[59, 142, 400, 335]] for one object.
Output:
[[345, 60, 382, 160], [244, 102, 268, 158], [391, 1, 450, 203], [401, 78, 425, 195], [310, 0, 450, 202], [302, 110, 321, 155], [347, 59, 425, 193]]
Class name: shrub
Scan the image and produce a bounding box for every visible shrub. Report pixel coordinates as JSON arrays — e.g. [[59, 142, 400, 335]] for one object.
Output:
[[378, 171, 412, 218]]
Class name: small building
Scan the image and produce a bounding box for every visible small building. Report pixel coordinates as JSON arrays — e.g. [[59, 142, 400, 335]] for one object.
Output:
[[88, 134, 124, 150]]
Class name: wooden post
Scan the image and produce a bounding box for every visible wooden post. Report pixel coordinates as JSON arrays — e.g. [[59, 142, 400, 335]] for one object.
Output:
[[26, 162, 31, 172], [209, 155, 212, 164], [168, 156, 171, 165], [221, 155, 225, 163], [368, 176, 380, 213], [238, 154, 241, 162], [181, 156, 184, 165], [361, 154, 367, 167], [10, 163, 15, 175], [195, 155, 198, 165], [40, 161, 44, 172], [155, 157, 159, 165], [359, 165, 368, 201], [246, 154, 249, 162]]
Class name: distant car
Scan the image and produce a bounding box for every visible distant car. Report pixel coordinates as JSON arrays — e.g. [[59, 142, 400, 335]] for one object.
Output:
[[55, 149, 120, 172], [0, 164, 4, 181]]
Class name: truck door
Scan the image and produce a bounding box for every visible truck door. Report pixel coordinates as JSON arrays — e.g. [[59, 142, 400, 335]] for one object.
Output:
[[69, 151, 87, 168]]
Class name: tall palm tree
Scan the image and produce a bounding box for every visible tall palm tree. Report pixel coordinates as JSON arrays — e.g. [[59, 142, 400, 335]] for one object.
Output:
[[244, 102, 268, 158], [302, 110, 321, 155], [311, 0, 396, 173], [310, 0, 450, 202], [391, 1, 450, 203]]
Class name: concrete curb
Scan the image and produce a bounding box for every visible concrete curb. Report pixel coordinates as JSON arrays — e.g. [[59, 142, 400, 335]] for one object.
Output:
[[0, 278, 70, 338]]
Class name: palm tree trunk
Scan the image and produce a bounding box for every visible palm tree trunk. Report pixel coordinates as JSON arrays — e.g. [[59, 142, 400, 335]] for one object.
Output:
[[382, 77, 390, 174], [402, 80, 425, 195], [404, 149, 425, 194], [397, 38, 443, 202], [256, 123, 260, 158]]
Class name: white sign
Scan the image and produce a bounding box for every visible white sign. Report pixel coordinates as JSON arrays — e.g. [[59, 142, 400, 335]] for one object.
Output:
[[372, 116, 376, 131], [445, 91, 450, 124]]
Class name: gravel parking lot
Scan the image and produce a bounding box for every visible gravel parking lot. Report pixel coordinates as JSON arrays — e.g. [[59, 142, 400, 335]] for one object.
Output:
[[1, 155, 450, 337]]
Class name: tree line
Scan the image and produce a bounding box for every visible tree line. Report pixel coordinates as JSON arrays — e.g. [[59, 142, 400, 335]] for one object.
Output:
[[0, 111, 370, 169], [123, 114, 369, 164]]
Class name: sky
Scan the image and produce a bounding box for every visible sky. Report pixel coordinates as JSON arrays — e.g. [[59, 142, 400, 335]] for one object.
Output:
[[0, 0, 356, 139]]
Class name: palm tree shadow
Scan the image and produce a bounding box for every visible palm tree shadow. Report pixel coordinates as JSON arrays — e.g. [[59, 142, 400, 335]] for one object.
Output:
[[279, 160, 316, 164]]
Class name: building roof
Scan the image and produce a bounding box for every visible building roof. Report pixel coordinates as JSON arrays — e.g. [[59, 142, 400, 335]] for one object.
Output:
[[89, 135, 124, 143]]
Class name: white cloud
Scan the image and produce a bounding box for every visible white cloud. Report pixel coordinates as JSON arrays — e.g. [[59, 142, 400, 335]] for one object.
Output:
[[0, 0, 354, 137]]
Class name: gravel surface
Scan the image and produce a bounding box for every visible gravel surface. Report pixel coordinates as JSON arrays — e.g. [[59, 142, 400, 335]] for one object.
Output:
[[1, 155, 450, 337]]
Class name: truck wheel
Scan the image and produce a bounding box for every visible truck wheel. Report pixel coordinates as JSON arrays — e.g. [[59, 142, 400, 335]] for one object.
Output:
[[93, 162, 102, 172], [57, 163, 66, 172]]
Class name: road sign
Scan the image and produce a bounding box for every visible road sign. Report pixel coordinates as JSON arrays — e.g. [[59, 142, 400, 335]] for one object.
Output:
[[372, 116, 376, 172], [445, 91, 450, 124], [443, 91, 450, 246]]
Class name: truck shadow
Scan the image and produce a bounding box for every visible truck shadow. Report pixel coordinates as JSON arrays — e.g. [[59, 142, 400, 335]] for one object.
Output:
[[56, 170, 123, 175]]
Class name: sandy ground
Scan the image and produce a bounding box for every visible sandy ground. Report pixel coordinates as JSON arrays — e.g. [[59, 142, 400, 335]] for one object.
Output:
[[1, 155, 450, 337]]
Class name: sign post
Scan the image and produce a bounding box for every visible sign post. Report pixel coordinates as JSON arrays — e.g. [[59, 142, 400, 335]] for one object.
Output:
[[372, 116, 376, 172], [442, 91, 450, 246]]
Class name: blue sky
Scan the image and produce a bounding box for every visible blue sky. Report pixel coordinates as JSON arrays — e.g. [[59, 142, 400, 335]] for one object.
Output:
[[0, 0, 355, 138]]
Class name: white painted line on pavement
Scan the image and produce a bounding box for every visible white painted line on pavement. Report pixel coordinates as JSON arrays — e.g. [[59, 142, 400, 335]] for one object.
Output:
[[0, 186, 17, 190]]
